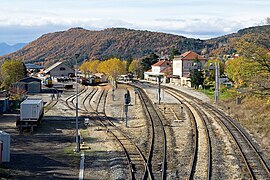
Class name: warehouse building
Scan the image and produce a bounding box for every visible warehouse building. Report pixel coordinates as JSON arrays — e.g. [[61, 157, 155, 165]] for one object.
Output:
[[43, 62, 75, 80], [16, 77, 42, 94]]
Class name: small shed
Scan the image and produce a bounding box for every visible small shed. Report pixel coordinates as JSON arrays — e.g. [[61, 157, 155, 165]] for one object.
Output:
[[18, 77, 42, 94], [0, 131, 10, 162], [0, 98, 9, 114]]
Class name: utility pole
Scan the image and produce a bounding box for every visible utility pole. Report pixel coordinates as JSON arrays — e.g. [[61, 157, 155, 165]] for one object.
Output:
[[214, 62, 220, 104], [158, 76, 161, 105], [75, 53, 80, 152]]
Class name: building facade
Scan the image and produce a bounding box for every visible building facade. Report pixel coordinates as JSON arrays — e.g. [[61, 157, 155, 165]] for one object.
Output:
[[144, 59, 172, 83], [43, 62, 75, 79], [173, 51, 207, 86]]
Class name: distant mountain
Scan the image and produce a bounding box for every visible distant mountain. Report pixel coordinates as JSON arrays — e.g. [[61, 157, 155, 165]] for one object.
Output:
[[1, 25, 269, 65], [0, 42, 26, 56]]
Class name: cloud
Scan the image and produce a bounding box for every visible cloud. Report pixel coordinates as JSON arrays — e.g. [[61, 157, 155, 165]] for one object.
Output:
[[0, 15, 266, 44], [1, 0, 269, 43]]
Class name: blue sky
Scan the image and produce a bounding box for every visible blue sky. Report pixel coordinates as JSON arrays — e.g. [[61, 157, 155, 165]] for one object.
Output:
[[0, 0, 269, 44]]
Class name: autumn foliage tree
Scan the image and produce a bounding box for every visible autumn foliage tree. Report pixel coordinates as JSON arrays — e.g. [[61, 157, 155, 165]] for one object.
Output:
[[1, 60, 27, 89], [97, 58, 126, 87], [227, 34, 270, 95], [225, 57, 249, 88], [128, 59, 142, 78], [79, 60, 100, 77]]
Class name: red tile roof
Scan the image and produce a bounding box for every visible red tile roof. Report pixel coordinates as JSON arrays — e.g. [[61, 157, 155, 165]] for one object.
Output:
[[160, 66, 173, 74], [180, 51, 206, 61], [152, 60, 171, 67]]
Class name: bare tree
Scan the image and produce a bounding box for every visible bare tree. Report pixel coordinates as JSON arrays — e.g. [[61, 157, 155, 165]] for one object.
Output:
[[265, 17, 270, 25]]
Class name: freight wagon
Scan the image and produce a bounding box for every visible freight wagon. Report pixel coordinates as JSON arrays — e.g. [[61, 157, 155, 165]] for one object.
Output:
[[17, 99, 44, 133]]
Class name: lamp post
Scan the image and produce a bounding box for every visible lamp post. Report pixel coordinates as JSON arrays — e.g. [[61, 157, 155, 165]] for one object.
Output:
[[75, 53, 80, 152]]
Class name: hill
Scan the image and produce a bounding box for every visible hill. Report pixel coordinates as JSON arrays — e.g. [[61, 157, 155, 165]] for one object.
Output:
[[1, 25, 269, 65], [1, 28, 205, 64], [205, 25, 270, 56], [0, 42, 26, 56]]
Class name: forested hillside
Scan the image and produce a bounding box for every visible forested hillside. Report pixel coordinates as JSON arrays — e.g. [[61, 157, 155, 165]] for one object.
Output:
[[1, 28, 205, 64], [1, 25, 269, 65]]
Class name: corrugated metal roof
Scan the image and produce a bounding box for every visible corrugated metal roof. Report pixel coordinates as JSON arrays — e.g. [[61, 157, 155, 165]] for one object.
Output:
[[25, 63, 44, 69], [19, 76, 42, 82], [21, 99, 43, 105], [44, 62, 63, 74]]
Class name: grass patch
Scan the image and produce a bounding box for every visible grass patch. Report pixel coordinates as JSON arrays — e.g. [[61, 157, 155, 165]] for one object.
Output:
[[219, 96, 270, 156], [61, 146, 81, 165], [197, 86, 236, 100]]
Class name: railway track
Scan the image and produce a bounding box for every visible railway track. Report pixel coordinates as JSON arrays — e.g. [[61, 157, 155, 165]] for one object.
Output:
[[204, 103, 270, 179], [136, 86, 167, 180], [164, 86, 270, 179], [165, 89, 212, 180], [82, 86, 150, 180], [44, 88, 60, 113], [65, 85, 88, 110]]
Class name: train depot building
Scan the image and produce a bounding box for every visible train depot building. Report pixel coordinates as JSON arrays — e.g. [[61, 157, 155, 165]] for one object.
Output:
[[43, 61, 75, 80]]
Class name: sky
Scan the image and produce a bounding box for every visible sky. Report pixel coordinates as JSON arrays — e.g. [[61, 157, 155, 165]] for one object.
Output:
[[0, 0, 269, 44]]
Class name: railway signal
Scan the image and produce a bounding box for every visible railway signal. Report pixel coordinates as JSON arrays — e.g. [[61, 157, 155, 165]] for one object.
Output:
[[134, 88, 138, 105], [112, 88, 115, 101], [124, 89, 131, 127]]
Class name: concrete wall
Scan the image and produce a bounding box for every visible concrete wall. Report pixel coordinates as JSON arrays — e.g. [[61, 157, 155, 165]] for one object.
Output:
[[173, 58, 182, 76]]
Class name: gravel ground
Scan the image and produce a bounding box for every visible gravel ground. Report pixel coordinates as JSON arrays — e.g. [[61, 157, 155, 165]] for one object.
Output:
[[2, 81, 264, 180], [0, 84, 85, 179], [0, 113, 79, 179]]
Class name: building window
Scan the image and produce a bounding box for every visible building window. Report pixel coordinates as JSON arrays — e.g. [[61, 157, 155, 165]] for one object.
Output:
[[60, 67, 66, 71]]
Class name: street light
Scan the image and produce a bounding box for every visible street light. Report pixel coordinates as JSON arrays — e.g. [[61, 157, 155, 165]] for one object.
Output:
[[75, 53, 80, 152]]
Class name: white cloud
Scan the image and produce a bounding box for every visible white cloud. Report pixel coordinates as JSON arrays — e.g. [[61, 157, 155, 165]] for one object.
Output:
[[0, 0, 269, 43]]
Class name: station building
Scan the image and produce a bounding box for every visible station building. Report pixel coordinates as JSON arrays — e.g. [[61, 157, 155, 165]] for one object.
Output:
[[144, 57, 172, 83], [172, 51, 207, 87]]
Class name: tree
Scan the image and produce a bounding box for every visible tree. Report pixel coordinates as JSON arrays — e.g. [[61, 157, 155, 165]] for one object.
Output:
[[89, 60, 100, 74], [1, 60, 27, 89], [79, 60, 100, 77], [190, 69, 204, 89], [204, 59, 224, 84], [225, 57, 249, 88], [79, 61, 91, 77], [229, 34, 270, 95], [97, 58, 126, 88], [141, 52, 159, 76], [265, 17, 270, 25], [128, 59, 142, 77], [125, 56, 133, 72], [168, 48, 180, 60], [189, 58, 204, 89]]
